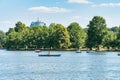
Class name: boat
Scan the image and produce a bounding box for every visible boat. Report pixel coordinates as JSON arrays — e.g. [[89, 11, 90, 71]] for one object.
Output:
[[38, 54, 61, 57], [118, 54, 120, 56], [35, 50, 41, 53], [38, 51, 61, 57], [76, 51, 82, 53], [76, 48, 81, 53], [86, 51, 95, 53]]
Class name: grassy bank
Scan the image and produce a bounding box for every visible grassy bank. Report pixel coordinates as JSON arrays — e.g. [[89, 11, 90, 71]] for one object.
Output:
[[5, 47, 120, 52]]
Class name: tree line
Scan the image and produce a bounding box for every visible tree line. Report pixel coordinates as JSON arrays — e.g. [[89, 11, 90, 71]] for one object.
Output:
[[0, 16, 120, 51]]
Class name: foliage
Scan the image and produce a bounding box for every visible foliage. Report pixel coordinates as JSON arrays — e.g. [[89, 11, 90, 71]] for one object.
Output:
[[4, 22, 71, 50], [110, 26, 119, 33], [102, 31, 117, 50], [116, 26, 120, 49], [67, 22, 86, 48], [1, 16, 120, 51], [0, 30, 6, 47], [86, 16, 107, 50], [50, 24, 71, 49]]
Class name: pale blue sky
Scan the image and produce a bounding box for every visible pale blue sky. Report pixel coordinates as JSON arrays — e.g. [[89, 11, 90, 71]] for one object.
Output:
[[0, 0, 120, 32]]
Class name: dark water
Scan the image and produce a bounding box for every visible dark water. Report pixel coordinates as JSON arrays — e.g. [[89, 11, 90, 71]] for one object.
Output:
[[0, 50, 120, 80]]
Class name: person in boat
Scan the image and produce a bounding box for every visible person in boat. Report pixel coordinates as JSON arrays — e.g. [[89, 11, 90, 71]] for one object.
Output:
[[77, 47, 81, 51], [48, 51, 50, 55]]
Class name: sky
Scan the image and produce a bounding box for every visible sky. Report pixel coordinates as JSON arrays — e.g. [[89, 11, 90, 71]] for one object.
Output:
[[0, 0, 120, 32]]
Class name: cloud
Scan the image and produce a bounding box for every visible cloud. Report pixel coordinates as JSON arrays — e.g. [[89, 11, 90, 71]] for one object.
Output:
[[68, 0, 92, 4], [92, 3, 120, 7], [28, 6, 70, 13]]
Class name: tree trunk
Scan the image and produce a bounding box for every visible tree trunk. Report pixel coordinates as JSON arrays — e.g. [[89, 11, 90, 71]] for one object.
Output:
[[96, 46, 100, 51], [107, 46, 110, 51], [90, 47, 92, 50]]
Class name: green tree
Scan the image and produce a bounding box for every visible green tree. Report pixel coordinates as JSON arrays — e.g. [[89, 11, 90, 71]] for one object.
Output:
[[48, 23, 56, 48], [4, 21, 29, 50], [20, 27, 30, 49], [116, 26, 120, 49], [103, 31, 116, 50], [86, 16, 107, 50], [110, 26, 119, 33], [6, 28, 15, 35], [28, 26, 49, 49], [51, 24, 71, 49], [4, 31, 22, 49], [0, 30, 6, 47], [14, 21, 26, 32], [67, 22, 86, 48]]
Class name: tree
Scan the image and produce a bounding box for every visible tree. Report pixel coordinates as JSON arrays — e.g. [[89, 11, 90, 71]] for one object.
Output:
[[51, 24, 71, 49], [115, 26, 120, 49], [6, 28, 15, 35], [0, 30, 6, 47], [4, 21, 29, 50], [47, 23, 56, 49], [25, 26, 49, 49], [86, 16, 107, 50], [14, 21, 26, 32], [35, 26, 49, 49], [110, 26, 119, 33], [67, 22, 86, 48], [4, 31, 22, 49], [103, 31, 116, 50]]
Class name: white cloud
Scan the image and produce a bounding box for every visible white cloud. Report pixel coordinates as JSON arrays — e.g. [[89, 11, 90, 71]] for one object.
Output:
[[92, 3, 120, 7], [68, 0, 92, 4], [28, 6, 70, 13]]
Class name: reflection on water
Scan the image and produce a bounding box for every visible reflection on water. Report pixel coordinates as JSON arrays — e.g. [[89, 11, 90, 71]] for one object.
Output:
[[0, 50, 120, 80]]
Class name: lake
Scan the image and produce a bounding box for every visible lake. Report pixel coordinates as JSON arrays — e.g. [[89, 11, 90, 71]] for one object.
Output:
[[0, 50, 120, 80]]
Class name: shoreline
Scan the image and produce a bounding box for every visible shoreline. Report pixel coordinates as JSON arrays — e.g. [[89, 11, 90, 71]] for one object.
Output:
[[3, 48, 120, 52]]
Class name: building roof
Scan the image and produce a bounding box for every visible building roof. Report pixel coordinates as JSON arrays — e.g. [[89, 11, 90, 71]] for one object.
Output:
[[30, 18, 46, 27]]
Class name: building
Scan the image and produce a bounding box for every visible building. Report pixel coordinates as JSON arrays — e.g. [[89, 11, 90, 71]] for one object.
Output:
[[30, 18, 46, 27]]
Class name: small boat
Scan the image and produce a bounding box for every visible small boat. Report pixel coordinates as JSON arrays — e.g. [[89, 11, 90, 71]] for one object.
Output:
[[38, 51, 61, 57], [118, 54, 120, 56], [35, 50, 40, 53], [76, 48, 81, 53], [38, 54, 61, 57], [76, 51, 82, 53], [86, 51, 95, 53]]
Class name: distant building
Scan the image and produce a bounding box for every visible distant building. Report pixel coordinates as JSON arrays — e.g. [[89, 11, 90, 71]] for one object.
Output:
[[30, 18, 46, 27]]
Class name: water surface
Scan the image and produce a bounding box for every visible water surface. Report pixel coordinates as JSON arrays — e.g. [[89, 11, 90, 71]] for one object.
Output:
[[0, 50, 120, 80]]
